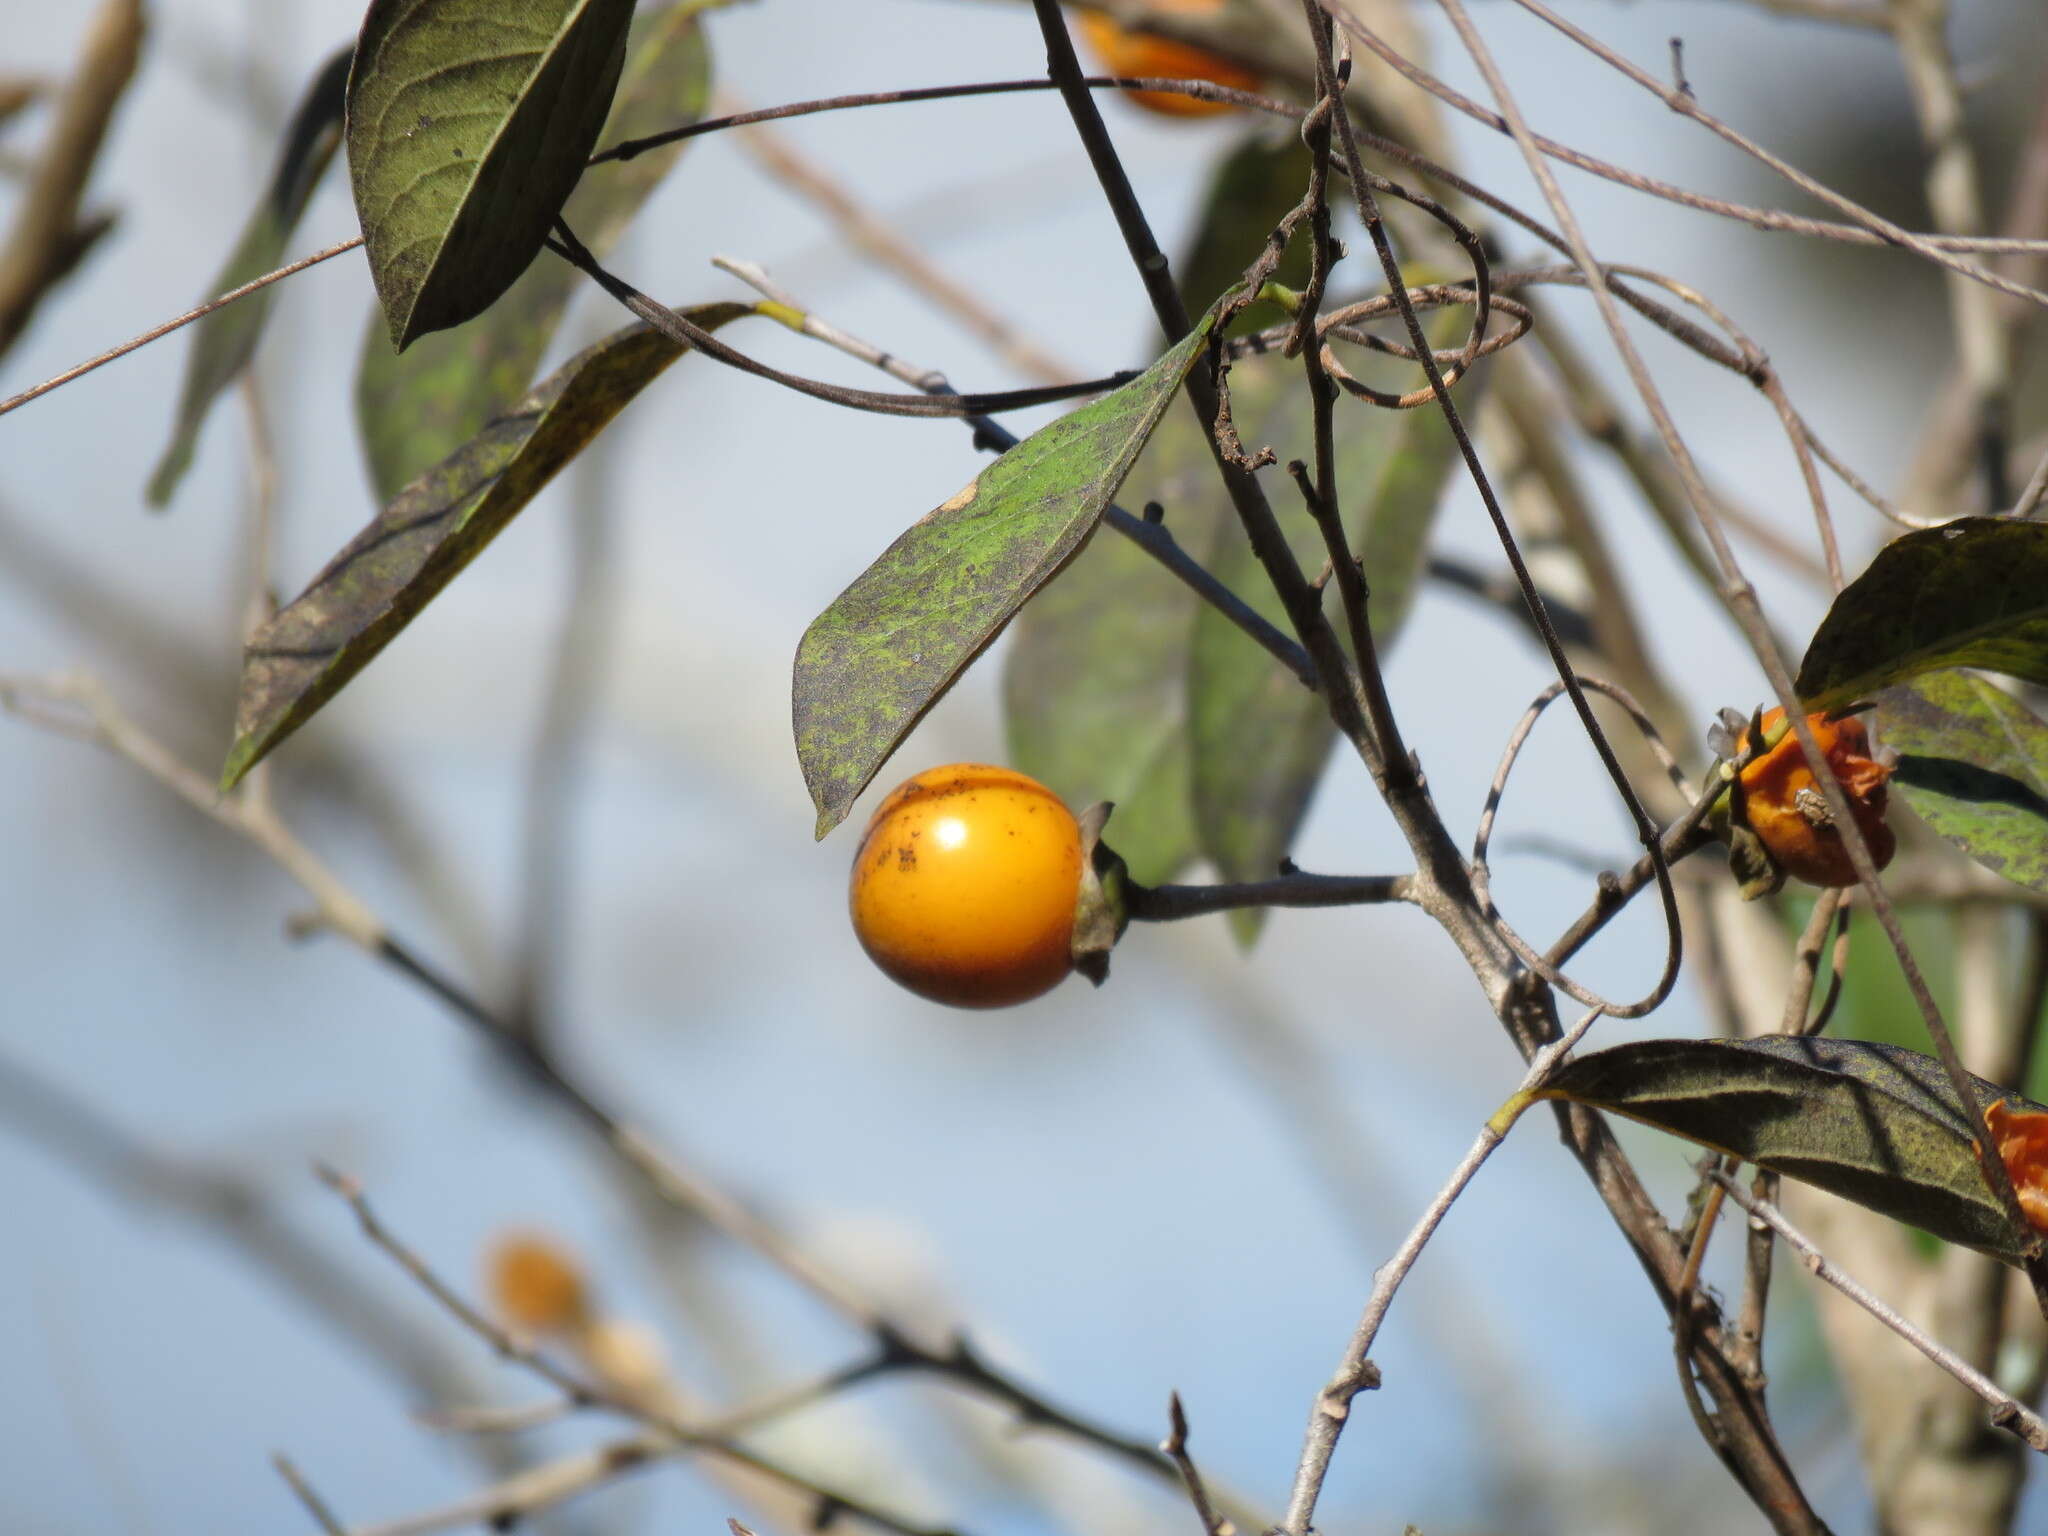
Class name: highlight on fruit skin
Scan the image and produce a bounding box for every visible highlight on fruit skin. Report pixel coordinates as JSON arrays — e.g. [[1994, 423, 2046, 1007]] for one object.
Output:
[[485, 1229, 592, 1336], [1731, 706, 1895, 893], [1072, 1, 1264, 118], [849, 763, 1085, 1008]]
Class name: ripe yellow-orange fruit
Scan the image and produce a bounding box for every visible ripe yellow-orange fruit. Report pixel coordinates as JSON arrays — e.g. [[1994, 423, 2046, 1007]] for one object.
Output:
[[486, 1231, 591, 1336], [1735, 707, 1895, 889], [1074, 2, 1263, 118], [850, 764, 1084, 1008]]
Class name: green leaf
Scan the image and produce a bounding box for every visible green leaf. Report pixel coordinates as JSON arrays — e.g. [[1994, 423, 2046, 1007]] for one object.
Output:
[[355, 2, 711, 499], [1542, 1035, 2041, 1265], [1189, 316, 1470, 943], [1003, 521, 1201, 886], [346, 0, 635, 350], [1176, 129, 1314, 335], [795, 308, 1223, 840], [1878, 669, 2048, 893], [1004, 130, 1308, 884], [145, 46, 352, 508], [1797, 517, 2048, 712], [222, 302, 748, 789]]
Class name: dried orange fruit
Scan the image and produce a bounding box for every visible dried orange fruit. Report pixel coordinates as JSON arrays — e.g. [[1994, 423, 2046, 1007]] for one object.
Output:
[[1986, 1099, 2048, 1235], [1073, 2, 1262, 118], [486, 1230, 591, 1335], [1732, 707, 1895, 891]]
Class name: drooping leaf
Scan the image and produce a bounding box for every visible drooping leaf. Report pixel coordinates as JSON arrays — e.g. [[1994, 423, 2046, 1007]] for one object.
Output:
[[1797, 518, 2048, 713], [1176, 128, 1314, 334], [795, 307, 1223, 840], [1005, 129, 1308, 884], [222, 302, 748, 789], [355, 2, 711, 499], [346, 0, 636, 350], [1877, 668, 2048, 893], [1542, 1035, 2044, 1265], [146, 46, 352, 507], [1190, 311, 1471, 943], [1003, 522, 1200, 886]]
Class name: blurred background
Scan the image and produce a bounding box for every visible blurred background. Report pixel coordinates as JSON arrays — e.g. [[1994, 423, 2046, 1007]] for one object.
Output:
[[3, 0, 2045, 1531]]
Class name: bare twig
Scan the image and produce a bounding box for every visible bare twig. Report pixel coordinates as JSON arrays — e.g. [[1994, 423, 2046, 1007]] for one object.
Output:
[[1277, 1008, 1606, 1535], [1889, 0, 2010, 507], [1390, 0, 2048, 1318], [0, 236, 362, 419], [274, 1454, 349, 1536], [315, 1165, 966, 1536], [710, 255, 1317, 689], [727, 105, 1073, 387], [1161, 1395, 1234, 1536], [1716, 1177, 2048, 1453], [0, 0, 142, 358], [1125, 870, 1413, 920]]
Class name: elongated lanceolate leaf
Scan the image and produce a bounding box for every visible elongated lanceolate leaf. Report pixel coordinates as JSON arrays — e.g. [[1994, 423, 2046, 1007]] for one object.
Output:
[[1005, 131, 1309, 884], [1190, 311, 1471, 943], [347, 0, 635, 350], [796, 308, 1223, 840], [223, 302, 748, 789], [1542, 1035, 2044, 1264], [1177, 130, 1314, 333], [1878, 669, 2048, 893], [356, 3, 711, 499], [146, 46, 352, 508], [1797, 518, 2048, 712]]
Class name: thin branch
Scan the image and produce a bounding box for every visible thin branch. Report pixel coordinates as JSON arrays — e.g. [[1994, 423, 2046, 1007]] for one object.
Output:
[[1320, 16, 1688, 1021], [727, 105, 1073, 387], [1125, 870, 1413, 921], [1162, 1395, 1234, 1536], [1502, 0, 2048, 314], [1277, 1008, 1606, 1536], [0, 676, 1196, 1499], [0, 236, 362, 419], [1716, 1176, 2048, 1453], [273, 1454, 349, 1536], [1780, 890, 1845, 1035], [316, 1165, 965, 1536], [1399, 0, 2048, 1318], [710, 255, 1316, 689], [1889, 0, 2011, 509], [1337, 11, 2048, 285], [544, 223, 1131, 419], [0, 0, 142, 359]]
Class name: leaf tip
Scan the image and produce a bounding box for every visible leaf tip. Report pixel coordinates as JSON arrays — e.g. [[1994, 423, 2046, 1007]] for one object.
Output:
[[218, 733, 263, 794]]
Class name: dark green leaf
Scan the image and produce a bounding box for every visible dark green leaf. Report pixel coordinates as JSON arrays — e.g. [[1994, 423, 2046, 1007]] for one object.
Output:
[[1797, 518, 2048, 712], [346, 0, 635, 350], [355, 3, 711, 499], [1543, 1035, 2041, 1264], [222, 302, 748, 789], [1003, 522, 1199, 886], [146, 46, 352, 508], [1189, 316, 1470, 943], [1005, 130, 1308, 884], [1176, 129, 1314, 335], [795, 309, 1223, 840], [1878, 669, 2048, 893]]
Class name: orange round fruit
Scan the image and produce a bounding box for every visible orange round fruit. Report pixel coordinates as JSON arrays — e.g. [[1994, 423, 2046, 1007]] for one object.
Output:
[[1074, 2, 1262, 118], [486, 1230, 591, 1335], [850, 764, 1084, 1008], [1735, 707, 1895, 889]]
